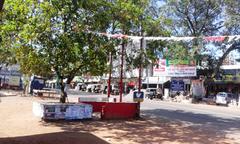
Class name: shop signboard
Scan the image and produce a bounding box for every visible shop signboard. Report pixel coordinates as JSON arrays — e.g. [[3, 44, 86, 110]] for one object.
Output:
[[166, 66, 196, 77], [0, 65, 22, 88], [133, 91, 144, 102], [153, 59, 196, 77], [8, 76, 20, 86], [167, 59, 196, 66], [171, 80, 184, 91], [153, 59, 167, 76], [191, 80, 206, 98]]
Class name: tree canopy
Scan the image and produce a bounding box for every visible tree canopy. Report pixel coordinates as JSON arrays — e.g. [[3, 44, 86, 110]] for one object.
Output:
[[1, 0, 153, 102], [0, 0, 240, 102], [161, 0, 240, 77]]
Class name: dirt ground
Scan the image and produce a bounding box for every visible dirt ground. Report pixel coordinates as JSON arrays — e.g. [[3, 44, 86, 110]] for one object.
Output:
[[0, 94, 237, 144]]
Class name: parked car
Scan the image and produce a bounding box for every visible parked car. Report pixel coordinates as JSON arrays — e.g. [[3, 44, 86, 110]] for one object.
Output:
[[215, 92, 235, 106], [145, 88, 157, 99], [202, 94, 216, 104]]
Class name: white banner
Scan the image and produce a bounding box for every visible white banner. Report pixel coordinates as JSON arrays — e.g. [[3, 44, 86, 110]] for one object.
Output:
[[153, 59, 196, 77], [92, 31, 240, 43], [191, 80, 206, 97], [166, 66, 196, 77]]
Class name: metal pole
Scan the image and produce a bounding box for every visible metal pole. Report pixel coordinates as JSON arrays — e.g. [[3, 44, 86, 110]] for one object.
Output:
[[136, 37, 144, 118], [119, 43, 124, 102], [107, 52, 112, 98], [138, 39, 143, 92], [147, 67, 149, 89]]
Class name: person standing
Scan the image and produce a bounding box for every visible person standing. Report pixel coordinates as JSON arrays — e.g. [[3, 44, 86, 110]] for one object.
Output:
[[156, 87, 163, 100]]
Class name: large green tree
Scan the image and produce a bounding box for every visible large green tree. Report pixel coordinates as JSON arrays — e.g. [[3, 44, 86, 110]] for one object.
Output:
[[212, 0, 240, 76], [3, 0, 114, 102], [123, 0, 171, 71], [224, 0, 240, 35], [161, 0, 238, 77], [2, 0, 156, 103], [164, 0, 223, 36]]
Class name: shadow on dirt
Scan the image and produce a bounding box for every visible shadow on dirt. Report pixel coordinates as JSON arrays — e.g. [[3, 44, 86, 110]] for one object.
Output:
[[38, 108, 240, 144], [0, 132, 109, 144]]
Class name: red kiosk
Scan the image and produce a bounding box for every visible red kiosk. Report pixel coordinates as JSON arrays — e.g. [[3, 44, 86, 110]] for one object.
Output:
[[79, 38, 144, 119]]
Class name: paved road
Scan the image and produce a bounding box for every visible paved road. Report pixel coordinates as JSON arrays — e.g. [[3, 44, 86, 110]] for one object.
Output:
[[141, 98, 240, 141], [68, 89, 240, 119], [68, 89, 240, 137], [141, 99, 240, 119], [67, 89, 240, 141]]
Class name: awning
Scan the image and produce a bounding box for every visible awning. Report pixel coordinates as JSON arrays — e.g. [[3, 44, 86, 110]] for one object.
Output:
[[142, 76, 170, 84], [127, 81, 135, 86]]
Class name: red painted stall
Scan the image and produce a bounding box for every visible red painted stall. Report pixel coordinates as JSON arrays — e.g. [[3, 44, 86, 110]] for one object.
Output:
[[79, 99, 139, 119], [101, 102, 139, 120], [80, 101, 106, 113]]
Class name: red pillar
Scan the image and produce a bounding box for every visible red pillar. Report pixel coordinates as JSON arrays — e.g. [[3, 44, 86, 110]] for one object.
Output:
[[137, 37, 144, 118], [119, 43, 124, 102], [107, 53, 112, 98], [138, 37, 144, 92]]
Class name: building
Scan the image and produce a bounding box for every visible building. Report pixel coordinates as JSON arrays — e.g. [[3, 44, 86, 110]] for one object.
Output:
[[0, 65, 22, 89], [205, 65, 240, 96]]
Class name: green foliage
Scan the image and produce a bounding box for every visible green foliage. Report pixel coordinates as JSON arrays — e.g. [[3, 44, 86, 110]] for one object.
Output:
[[2, 0, 114, 81], [1, 0, 171, 79], [123, 0, 171, 68], [164, 0, 223, 36], [224, 0, 240, 35], [160, 0, 230, 77], [4, 0, 237, 83], [15, 45, 52, 77]]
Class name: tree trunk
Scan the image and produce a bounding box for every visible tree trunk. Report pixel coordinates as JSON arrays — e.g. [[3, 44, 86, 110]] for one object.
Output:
[[59, 76, 74, 103], [66, 75, 74, 84], [56, 71, 67, 103], [23, 84, 27, 96], [59, 80, 67, 103]]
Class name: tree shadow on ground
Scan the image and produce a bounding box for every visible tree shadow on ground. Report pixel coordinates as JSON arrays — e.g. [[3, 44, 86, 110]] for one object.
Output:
[[39, 109, 240, 144], [0, 132, 109, 144], [0, 90, 22, 97], [143, 109, 240, 130], [0, 95, 18, 97]]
